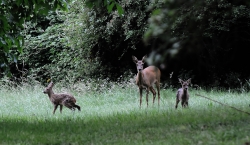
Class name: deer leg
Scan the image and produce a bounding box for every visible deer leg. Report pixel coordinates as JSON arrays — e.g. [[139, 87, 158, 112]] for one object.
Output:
[[65, 103, 74, 111], [53, 104, 58, 114], [62, 99, 74, 111], [60, 105, 63, 113], [74, 104, 81, 111], [175, 99, 180, 109], [183, 100, 189, 108], [139, 88, 143, 108], [149, 86, 156, 105], [181, 101, 185, 108], [146, 88, 149, 107], [156, 83, 160, 107]]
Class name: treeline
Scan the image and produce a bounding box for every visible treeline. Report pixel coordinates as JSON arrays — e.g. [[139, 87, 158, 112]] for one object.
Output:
[[2, 0, 250, 90]]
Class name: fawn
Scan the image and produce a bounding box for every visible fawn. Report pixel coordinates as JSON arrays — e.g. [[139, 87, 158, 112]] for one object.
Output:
[[175, 78, 191, 109], [132, 55, 161, 108], [43, 81, 81, 114]]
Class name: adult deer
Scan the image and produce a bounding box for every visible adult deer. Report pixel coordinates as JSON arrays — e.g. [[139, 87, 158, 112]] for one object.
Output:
[[132, 55, 161, 108]]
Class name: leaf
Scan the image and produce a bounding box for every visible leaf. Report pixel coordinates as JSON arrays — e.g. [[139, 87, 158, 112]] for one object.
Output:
[[152, 9, 161, 16], [85, 1, 94, 8], [13, 55, 17, 63], [57, 0, 68, 11], [3, 45, 9, 53], [24, 0, 29, 6], [108, 2, 115, 13], [104, 0, 107, 6], [40, 8, 49, 15], [1, 63, 6, 68], [16, 0, 22, 6], [116, 3, 124, 16], [17, 36, 23, 53], [0, 16, 9, 31], [0, 37, 6, 45]]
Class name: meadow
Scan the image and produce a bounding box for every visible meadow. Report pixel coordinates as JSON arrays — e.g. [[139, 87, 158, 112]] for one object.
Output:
[[0, 80, 250, 145]]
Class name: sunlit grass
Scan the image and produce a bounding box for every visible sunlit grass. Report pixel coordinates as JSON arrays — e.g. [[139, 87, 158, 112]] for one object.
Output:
[[0, 81, 250, 144]]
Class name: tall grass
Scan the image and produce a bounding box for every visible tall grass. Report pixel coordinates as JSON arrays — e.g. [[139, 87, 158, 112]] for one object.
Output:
[[0, 80, 250, 145]]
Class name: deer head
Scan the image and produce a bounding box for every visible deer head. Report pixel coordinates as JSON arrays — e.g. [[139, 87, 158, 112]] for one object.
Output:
[[43, 81, 54, 94], [132, 55, 147, 72], [179, 78, 191, 91]]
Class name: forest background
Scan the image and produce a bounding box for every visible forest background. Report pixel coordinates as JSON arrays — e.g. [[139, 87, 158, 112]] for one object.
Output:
[[1, 0, 250, 90]]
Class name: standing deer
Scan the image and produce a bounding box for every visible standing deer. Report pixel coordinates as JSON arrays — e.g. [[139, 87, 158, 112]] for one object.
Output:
[[175, 78, 191, 109], [132, 55, 161, 108], [43, 81, 81, 114]]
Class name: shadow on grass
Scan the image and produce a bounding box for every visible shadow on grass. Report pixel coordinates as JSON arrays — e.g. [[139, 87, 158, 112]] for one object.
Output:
[[0, 108, 250, 144]]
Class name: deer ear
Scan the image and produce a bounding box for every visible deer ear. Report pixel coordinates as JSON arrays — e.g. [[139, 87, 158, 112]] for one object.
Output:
[[187, 78, 191, 84], [48, 81, 54, 88], [178, 78, 184, 84], [142, 55, 147, 63], [132, 56, 138, 63]]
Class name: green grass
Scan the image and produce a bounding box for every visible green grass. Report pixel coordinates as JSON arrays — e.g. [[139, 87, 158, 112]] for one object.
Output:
[[0, 82, 250, 145]]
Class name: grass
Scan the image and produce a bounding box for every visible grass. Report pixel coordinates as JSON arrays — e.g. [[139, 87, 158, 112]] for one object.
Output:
[[0, 81, 250, 145]]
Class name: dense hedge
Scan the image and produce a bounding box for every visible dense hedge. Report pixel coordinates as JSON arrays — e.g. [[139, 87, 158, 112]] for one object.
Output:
[[66, 0, 154, 79], [12, 0, 154, 84], [0, 0, 70, 77]]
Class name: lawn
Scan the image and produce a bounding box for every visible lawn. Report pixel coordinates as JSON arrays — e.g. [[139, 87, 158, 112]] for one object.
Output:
[[0, 81, 250, 145]]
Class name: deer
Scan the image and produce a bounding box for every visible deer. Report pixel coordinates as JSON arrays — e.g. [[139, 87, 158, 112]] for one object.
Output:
[[175, 78, 191, 109], [43, 81, 81, 114], [132, 55, 161, 108]]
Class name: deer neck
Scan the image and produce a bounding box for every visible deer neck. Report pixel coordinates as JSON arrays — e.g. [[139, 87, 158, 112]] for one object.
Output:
[[137, 70, 144, 87], [47, 90, 55, 98], [183, 89, 188, 94]]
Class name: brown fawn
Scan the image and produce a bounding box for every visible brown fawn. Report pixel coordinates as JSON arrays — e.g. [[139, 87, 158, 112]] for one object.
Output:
[[132, 55, 161, 108], [175, 78, 191, 109], [43, 81, 81, 114]]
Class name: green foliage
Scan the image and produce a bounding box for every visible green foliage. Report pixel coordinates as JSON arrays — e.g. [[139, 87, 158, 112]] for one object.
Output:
[[18, 12, 68, 83], [18, 10, 106, 84], [145, 0, 250, 87], [65, 0, 154, 79], [85, 0, 124, 15], [0, 0, 71, 76], [5, 0, 250, 88]]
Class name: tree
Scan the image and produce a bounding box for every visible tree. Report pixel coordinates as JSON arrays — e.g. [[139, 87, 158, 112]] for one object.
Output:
[[0, 0, 70, 76], [66, 0, 156, 80], [145, 0, 250, 87]]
